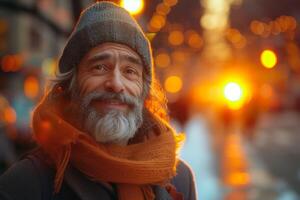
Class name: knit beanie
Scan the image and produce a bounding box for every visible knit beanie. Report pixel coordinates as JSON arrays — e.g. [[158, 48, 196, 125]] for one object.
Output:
[[58, 1, 153, 83]]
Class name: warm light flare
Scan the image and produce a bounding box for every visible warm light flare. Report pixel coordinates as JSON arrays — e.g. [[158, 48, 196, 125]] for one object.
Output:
[[224, 82, 242, 102], [260, 49, 277, 69], [120, 0, 144, 15], [222, 77, 251, 110]]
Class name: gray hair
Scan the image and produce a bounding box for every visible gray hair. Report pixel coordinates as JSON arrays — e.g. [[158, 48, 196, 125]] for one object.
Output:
[[45, 67, 77, 96]]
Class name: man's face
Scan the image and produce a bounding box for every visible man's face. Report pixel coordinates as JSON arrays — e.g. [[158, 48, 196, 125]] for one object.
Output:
[[73, 43, 145, 145], [77, 42, 144, 109]]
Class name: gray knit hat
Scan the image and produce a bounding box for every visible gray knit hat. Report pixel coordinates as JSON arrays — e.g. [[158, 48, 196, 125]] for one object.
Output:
[[58, 1, 153, 82]]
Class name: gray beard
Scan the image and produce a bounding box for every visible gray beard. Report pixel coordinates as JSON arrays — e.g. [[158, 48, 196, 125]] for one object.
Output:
[[72, 91, 143, 145]]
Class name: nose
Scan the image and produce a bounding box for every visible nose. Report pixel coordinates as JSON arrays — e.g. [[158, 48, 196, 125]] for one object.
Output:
[[104, 69, 125, 93]]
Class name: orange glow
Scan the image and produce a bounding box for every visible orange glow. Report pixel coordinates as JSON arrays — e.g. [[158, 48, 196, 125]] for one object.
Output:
[[186, 32, 203, 49], [224, 82, 242, 101], [250, 20, 265, 35], [223, 81, 249, 110], [221, 73, 252, 110], [1, 55, 14, 72], [1, 54, 23, 72], [163, 0, 178, 7], [24, 76, 39, 99], [226, 172, 250, 186], [41, 120, 51, 131], [260, 84, 274, 99], [164, 76, 182, 93], [222, 133, 250, 187], [287, 16, 297, 30], [171, 51, 186, 64], [271, 21, 281, 35], [120, 0, 144, 15], [251, 16, 297, 38], [278, 15, 297, 32], [4, 107, 16, 124], [155, 53, 170, 68], [156, 3, 170, 15], [226, 29, 247, 49], [148, 14, 166, 31], [168, 30, 184, 46], [260, 49, 277, 69], [286, 42, 300, 71]]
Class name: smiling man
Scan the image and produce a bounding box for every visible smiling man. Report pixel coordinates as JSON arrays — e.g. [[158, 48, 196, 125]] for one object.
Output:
[[75, 43, 145, 145], [0, 2, 196, 200]]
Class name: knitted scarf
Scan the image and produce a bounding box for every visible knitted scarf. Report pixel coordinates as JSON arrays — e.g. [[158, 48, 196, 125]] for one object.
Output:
[[32, 99, 181, 200]]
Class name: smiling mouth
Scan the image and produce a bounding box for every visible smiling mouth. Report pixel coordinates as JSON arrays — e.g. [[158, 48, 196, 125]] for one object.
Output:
[[91, 99, 129, 111]]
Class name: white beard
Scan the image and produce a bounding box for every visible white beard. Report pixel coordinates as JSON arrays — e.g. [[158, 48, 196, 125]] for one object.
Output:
[[76, 91, 143, 145], [85, 107, 142, 145]]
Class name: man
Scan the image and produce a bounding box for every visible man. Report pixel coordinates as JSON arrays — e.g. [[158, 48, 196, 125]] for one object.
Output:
[[0, 2, 196, 200]]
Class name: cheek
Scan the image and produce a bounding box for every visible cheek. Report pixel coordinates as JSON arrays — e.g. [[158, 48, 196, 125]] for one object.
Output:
[[125, 79, 143, 97], [77, 75, 105, 96]]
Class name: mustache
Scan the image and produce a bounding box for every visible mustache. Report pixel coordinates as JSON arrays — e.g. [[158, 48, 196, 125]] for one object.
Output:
[[80, 91, 142, 109]]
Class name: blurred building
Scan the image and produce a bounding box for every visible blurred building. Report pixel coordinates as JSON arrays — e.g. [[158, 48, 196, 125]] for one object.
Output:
[[0, 0, 75, 133]]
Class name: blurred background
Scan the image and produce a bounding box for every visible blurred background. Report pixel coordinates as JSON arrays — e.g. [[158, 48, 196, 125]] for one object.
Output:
[[0, 0, 300, 199]]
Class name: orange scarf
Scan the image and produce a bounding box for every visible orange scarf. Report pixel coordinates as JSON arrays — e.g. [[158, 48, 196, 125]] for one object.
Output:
[[32, 101, 180, 200]]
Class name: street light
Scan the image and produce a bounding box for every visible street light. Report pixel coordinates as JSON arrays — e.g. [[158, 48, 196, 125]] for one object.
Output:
[[120, 0, 144, 15], [223, 81, 247, 110], [224, 82, 242, 102]]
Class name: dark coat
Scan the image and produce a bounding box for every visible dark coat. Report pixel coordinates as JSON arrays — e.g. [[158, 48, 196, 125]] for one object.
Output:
[[0, 150, 197, 200]]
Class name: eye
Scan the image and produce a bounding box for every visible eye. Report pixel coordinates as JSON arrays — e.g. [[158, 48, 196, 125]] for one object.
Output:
[[93, 64, 108, 72], [125, 68, 138, 75]]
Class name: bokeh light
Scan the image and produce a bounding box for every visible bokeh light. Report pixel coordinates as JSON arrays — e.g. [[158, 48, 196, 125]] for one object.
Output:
[[221, 76, 252, 110], [1, 54, 23, 72], [4, 107, 17, 124], [24, 76, 39, 99], [155, 53, 171, 68], [120, 0, 144, 15], [164, 75, 183, 93], [186, 31, 203, 49], [156, 3, 170, 16], [42, 58, 56, 76], [148, 14, 166, 31], [168, 30, 184, 46], [163, 0, 178, 7], [224, 82, 242, 102], [260, 49, 277, 69]]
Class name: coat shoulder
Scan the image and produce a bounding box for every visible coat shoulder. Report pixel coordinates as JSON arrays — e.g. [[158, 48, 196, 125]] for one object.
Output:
[[0, 157, 44, 200], [171, 159, 197, 200]]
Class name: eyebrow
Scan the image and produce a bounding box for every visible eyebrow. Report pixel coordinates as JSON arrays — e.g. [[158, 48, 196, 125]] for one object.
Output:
[[86, 52, 143, 66], [120, 54, 143, 66], [87, 53, 111, 65]]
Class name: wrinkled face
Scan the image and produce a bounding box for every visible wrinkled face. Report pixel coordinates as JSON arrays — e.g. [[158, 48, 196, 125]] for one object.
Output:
[[77, 42, 144, 110], [74, 43, 145, 145]]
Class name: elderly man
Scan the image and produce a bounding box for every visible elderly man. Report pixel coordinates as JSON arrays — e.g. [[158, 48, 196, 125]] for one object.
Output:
[[0, 2, 196, 200]]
